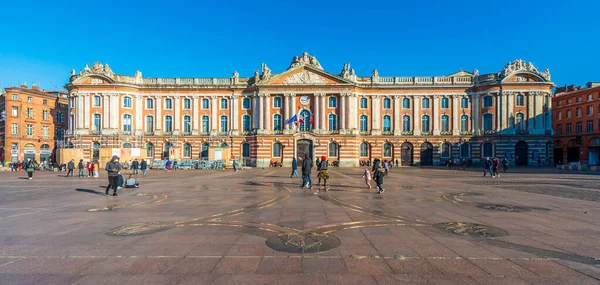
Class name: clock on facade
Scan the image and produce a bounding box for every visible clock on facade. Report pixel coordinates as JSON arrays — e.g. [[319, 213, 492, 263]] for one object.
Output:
[[300, 96, 310, 105]]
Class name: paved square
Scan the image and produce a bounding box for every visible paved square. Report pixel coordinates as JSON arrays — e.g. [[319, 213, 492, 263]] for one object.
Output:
[[0, 167, 599, 284]]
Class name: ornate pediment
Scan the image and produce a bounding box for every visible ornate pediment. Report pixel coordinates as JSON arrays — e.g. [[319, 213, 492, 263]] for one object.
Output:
[[282, 70, 327, 84], [501, 59, 550, 81], [287, 52, 323, 70]]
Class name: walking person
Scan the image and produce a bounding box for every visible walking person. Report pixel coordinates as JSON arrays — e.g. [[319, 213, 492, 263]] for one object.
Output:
[[232, 159, 238, 172], [93, 160, 100, 177], [290, 158, 299, 178], [87, 161, 93, 177], [301, 154, 312, 189], [24, 158, 35, 180], [77, 159, 85, 178], [131, 159, 139, 175], [492, 157, 500, 178], [66, 159, 75, 177], [502, 157, 509, 173], [316, 156, 329, 191], [363, 168, 372, 189], [372, 158, 386, 194], [165, 159, 172, 172], [140, 159, 147, 175], [105, 155, 121, 196], [395, 159, 399, 168], [483, 157, 492, 177]]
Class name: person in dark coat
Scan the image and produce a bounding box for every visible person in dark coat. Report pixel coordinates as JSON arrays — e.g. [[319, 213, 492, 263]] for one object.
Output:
[[301, 154, 313, 189], [66, 159, 75, 177], [24, 158, 35, 179], [372, 158, 386, 194], [290, 158, 299, 178], [77, 159, 85, 178], [105, 155, 122, 196], [131, 159, 140, 175], [140, 159, 148, 175]]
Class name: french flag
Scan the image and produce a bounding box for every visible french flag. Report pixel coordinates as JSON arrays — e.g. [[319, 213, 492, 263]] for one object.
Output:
[[287, 114, 298, 124]]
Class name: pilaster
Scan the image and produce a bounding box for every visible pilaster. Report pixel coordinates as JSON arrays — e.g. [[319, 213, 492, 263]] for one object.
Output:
[[452, 95, 459, 135], [393, 95, 401, 136], [433, 95, 440, 135]]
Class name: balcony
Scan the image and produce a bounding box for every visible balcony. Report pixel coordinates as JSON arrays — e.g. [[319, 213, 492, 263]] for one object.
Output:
[[327, 130, 340, 135], [273, 130, 283, 135], [181, 131, 192, 136], [120, 131, 133, 136], [401, 131, 413, 136], [90, 130, 101, 135], [484, 130, 497, 135], [421, 131, 432, 136], [144, 131, 155, 136], [515, 130, 529, 135], [440, 131, 453, 135], [382, 131, 393, 136], [359, 131, 369, 135], [460, 130, 473, 135]]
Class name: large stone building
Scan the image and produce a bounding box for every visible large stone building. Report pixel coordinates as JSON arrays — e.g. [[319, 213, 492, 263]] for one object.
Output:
[[552, 82, 600, 166], [0, 85, 68, 163], [64, 53, 554, 167]]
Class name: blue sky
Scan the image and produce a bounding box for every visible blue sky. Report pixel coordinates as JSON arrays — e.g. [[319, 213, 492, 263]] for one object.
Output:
[[0, 0, 598, 91]]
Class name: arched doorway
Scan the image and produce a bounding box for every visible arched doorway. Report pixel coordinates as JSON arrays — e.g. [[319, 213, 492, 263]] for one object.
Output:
[[515, 141, 528, 166], [40, 144, 51, 163], [296, 139, 313, 162], [200, 143, 209, 159], [383, 142, 393, 160], [163, 142, 171, 160], [359, 142, 370, 161], [92, 142, 101, 161], [401, 142, 413, 166], [567, 140, 579, 163], [420, 142, 433, 166], [23, 143, 36, 161]]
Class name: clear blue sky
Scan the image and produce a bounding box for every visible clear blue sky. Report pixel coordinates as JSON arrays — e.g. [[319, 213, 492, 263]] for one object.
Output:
[[1, 0, 598, 91]]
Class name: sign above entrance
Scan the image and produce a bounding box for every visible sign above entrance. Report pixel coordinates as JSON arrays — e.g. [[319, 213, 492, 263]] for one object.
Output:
[[300, 96, 310, 105]]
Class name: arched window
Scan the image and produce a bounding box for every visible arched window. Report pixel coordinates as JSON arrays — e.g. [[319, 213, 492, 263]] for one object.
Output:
[[360, 142, 369, 157], [146, 143, 154, 158], [328, 114, 337, 131], [93, 114, 101, 131], [123, 96, 132, 108], [273, 114, 282, 131], [183, 98, 191, 109], [360, 98, 368, 109], [515, 113, 525, 131], [273, 97, 282, 108], [383, 98, 391, 109], [402, 97, 410, 109], [122, 114, 132, 131], [483, 114, 494, 131], [402, 115, 411, 132], [122, 142, 132, 148], [328, 96, 337, 108], [183, 115, 191, 133], [165, 98, 173, 109], [220, 98, 228, 109], [483, 96, 493, 108], [460, 143, 470, 158], [441, 115, 449, 132], [441, 142, 451, 158], [328, 142, 338, 158], [242, 98, 251, 110], [183, 143, 192, 157], [145, 116, 154, 132], [460, 115, 469, 132], [299, 110, 311, 132], [94, 95, 101, 107], [165, 115, 173, 132], [360, 115, 368, 132], [421, 115, 430, 132], [242, 115, 251, 132], [383, 115, 391, 132], [461, 97, 469, 109], [441, 97, 449, 109], [146, 98, 154, 109], [272, 142, 282, 158], [516, 94, 525, 106], [92, 142, 101, 160], [421, 98, 430, 109], [383, 142, 392, 158], [200, 143, 209, 159], [202, 98, 210, 109], [202, 116, 210, 133], [242, 143, 251, 158], [220, 115, 228, 132], [482, 142, 494, 158]]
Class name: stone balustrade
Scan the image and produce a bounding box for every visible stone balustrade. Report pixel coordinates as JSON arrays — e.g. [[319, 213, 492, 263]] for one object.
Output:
[[372, 76, 472, 85]]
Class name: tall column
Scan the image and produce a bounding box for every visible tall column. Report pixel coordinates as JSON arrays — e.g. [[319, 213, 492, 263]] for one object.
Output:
[[371, 95, 381, 135], [258, 94, 265, 130], [394, 95, 401, 135], [472, 94, 480, 135], [291, 94, 297, 127], [284, 95, 290, 131], [495, 93, 501, 133], [76, 94, 83, 130], [192, 96, 199, 134], [263, 95, 271, 131], [233, 95, 239, 132], [506, 92, 514, 134], [433, 95, 440, 135], [83, 94, 91, 130], [135, 94, 143, 133], [314, 94, 320, 131], [211, 95, 218, 132], [103, 94, 110, 129], [155, 96, 162, 131], [110, 94, 119, 129], [535, 92, 544, 130], [527, 92, 534, 130], [452, 95, 459, 135], [544, 92, 552, 132], [340, 94, 346, 132], [349, 94, 358, 132], [413, 95, 421, 135], [174, 95, 181, 132], [319, 94, 326, 132], [252, 94, 260, 130]]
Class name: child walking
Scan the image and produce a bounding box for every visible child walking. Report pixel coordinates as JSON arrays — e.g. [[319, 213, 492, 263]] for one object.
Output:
[[362, 168, 372, 189]]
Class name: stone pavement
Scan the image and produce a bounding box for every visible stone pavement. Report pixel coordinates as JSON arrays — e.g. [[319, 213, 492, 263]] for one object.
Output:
[[0, 167, 599, 285]]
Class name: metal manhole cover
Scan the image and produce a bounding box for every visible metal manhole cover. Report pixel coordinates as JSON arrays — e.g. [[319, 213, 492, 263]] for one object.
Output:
[[106, 222, 174, 236], [265, 232, 341, 253], [434, 222, 508, 238], [476, 203, 550, 212]]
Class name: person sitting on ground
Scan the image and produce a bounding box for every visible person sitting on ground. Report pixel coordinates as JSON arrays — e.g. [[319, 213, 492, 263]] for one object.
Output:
[[124, 174, 140, 188]]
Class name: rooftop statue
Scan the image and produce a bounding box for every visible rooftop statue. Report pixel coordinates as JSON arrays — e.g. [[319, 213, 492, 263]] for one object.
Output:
[[501, 59, 549, 81], [232, 70, 239, 78], [288, 52, 323, 70], [261, 63, 271, 79]]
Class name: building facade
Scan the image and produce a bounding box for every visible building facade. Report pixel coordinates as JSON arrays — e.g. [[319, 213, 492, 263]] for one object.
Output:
[[552, 82, 600, 166], [64, 53, 554, 167], [0, 85, 68, 163]]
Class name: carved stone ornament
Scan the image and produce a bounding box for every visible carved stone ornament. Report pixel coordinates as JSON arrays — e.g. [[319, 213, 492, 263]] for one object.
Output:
[[288, 52, 323, 70], [283, 70, 327, 84], [80, 62, 114, 78], [501, 59, 550, 81]]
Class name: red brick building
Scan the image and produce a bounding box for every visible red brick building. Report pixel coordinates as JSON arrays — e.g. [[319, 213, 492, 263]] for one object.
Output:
[[0, 85, 68, 163], [552, 82, 600, 166]]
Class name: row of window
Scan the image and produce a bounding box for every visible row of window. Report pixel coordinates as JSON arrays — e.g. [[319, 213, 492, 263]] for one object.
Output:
[[9, 95, 49, 105], [556, 120, 599, 136], [558, 94, 600, 107], [10, 124, 61, 137], [556, 105, 597, 120], [9, 107, 63, 122]]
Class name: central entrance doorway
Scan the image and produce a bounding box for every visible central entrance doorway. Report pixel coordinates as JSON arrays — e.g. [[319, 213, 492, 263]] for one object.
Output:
[[401, 142, 413, 166], [420, 142, 433, 166], [515, 141, 528, 166], [296, 139, 313, 163]]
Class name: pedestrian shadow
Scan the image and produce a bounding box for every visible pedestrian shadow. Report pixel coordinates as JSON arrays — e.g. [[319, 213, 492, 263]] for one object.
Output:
[[76, 188, 106, 196], [18, 177, 30, 180]]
